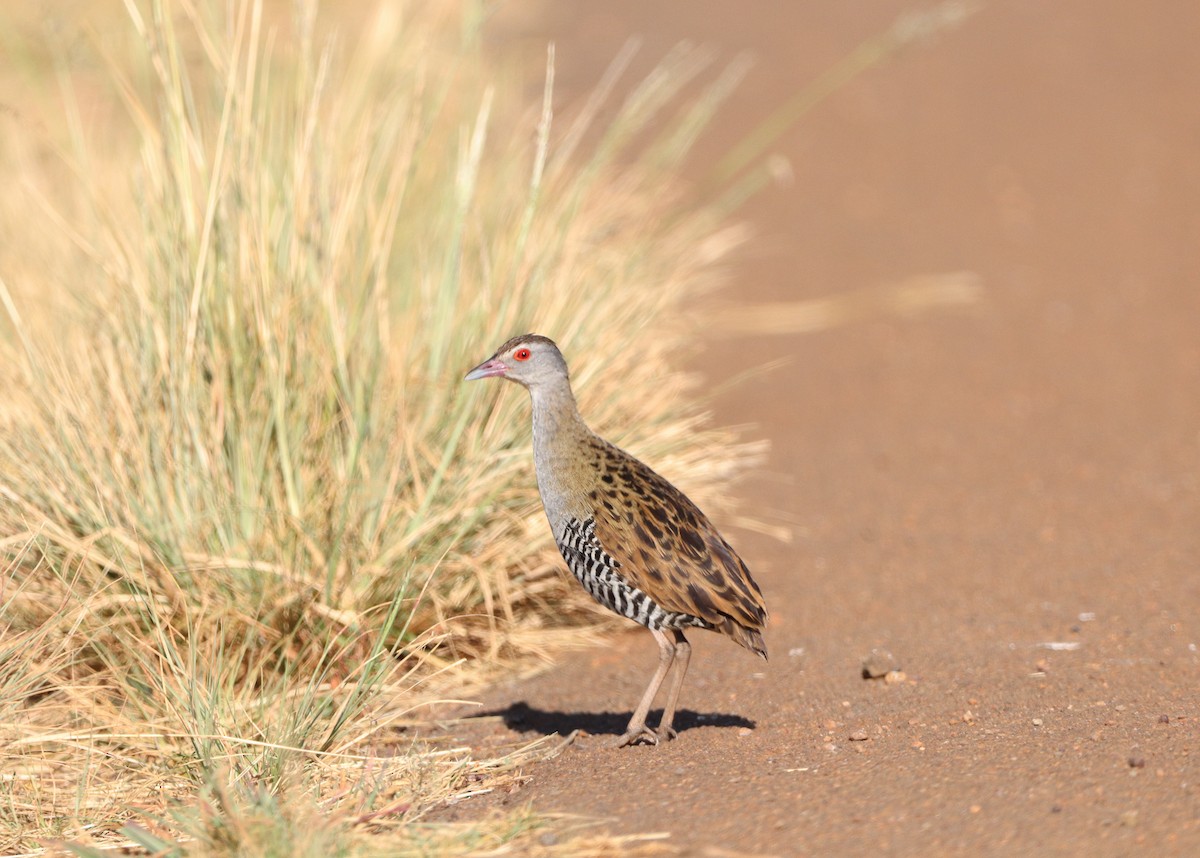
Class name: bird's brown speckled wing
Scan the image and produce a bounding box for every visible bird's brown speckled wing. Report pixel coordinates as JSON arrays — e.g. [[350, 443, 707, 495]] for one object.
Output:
[[586, 442, 768, 658]]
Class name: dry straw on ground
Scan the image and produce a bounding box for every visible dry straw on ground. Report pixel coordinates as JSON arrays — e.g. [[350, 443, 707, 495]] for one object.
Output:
[[0, 0, 758, 853]]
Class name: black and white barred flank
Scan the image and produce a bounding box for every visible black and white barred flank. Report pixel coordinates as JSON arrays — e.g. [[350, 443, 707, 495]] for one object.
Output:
[[556, 517, 710, 632]]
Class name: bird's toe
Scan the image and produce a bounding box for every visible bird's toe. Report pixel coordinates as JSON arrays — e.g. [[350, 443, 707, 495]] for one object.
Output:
[[613, 726, 659, 748]]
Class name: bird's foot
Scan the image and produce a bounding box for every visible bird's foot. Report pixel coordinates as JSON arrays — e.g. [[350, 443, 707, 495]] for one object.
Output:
[[656, 724, 678, 742], [613, 725, 659, 747]]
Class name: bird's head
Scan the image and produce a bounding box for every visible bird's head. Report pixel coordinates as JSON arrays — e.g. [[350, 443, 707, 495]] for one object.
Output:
[[464, 333, 569, 390]]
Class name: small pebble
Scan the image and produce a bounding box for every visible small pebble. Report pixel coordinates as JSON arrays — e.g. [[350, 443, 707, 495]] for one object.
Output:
[[1158, 714, 1170, 724], [1128, 756, 1145, 769], [1120, 810, 1138, 828], [884, 669, 908, 684], [862, 649, 900, 679], [848, 730, 869, 742], [1032, 718, 1044, 727], [737, 727, 752, 737]]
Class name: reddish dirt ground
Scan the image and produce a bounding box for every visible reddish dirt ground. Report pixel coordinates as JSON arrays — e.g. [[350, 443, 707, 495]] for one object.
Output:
[[451, 2, 1200, 855]]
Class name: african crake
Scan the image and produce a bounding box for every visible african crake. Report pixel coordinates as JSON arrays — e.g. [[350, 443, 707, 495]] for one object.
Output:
[[465, 334, 767, 747]]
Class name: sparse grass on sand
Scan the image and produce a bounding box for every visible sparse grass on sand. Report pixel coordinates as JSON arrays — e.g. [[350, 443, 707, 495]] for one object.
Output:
[[0, 0, 758, 853]]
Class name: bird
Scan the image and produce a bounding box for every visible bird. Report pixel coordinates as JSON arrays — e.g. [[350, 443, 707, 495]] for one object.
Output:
[[465, 333, 767, 746]]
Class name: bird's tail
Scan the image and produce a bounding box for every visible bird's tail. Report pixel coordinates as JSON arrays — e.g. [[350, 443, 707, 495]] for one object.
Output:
[[721, 618, 768, 660]]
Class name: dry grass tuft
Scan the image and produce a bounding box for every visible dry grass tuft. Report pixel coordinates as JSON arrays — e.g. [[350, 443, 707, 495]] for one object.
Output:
[[0, 0, 759, 853]]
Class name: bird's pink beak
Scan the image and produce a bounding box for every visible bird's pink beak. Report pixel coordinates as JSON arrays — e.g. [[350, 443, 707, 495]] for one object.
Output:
[[464, 357, 508, 381]]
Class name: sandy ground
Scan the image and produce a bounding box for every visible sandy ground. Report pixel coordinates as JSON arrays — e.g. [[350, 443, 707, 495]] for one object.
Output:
[[444, 2, 1200, 855]]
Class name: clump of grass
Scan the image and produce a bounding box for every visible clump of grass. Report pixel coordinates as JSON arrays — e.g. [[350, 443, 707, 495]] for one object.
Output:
[[0, 0, 759, 852]]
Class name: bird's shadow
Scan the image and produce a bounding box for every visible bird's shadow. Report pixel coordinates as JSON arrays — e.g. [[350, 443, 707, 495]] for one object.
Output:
[[475, 700, 754, 738]]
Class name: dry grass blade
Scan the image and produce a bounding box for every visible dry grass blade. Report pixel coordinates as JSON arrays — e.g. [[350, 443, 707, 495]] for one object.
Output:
[[718, 272, 985, 336]]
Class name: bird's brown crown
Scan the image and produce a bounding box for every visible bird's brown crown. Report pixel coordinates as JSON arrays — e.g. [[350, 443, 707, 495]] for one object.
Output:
[[491, 333, 560, 357]]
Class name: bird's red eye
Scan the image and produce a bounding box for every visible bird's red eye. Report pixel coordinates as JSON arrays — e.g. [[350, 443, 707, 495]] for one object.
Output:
[[513, 347, 532, 361]]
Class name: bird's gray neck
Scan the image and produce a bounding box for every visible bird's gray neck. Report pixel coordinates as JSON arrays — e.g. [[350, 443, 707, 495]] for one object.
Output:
[[528, 378, 593, 532], [529, 378, 587, 449]]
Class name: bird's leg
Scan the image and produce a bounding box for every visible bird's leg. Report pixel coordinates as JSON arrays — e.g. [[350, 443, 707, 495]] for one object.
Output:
[[656, 629, 691, 741], [614, 628, 676, 747]]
